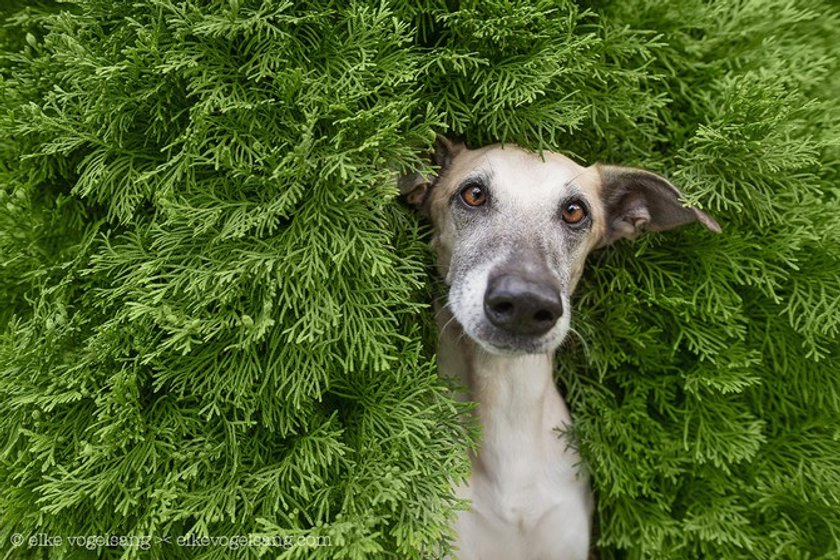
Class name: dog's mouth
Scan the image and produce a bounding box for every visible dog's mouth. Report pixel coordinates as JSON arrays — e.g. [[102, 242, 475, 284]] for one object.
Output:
[[469, 317, 570, 355], [448, 292, 572, 356], [446, 261, 572, 355]]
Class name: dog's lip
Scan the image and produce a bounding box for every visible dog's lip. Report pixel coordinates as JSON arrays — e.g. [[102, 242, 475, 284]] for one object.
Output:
[[472, 323, 564, 355], [477, 340, 546, 356]]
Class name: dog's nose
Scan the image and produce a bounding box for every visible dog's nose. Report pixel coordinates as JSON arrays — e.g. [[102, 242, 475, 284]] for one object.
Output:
[[484, 274, 563, 336]]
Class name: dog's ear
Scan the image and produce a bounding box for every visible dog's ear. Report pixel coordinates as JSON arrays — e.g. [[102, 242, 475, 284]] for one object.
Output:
[[399, 135, 465, 212], [596, 165, 721, 247]]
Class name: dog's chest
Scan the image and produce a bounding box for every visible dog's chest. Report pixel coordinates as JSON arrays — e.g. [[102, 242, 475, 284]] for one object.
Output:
[[452, 407, 592, 559], [435, 338, 592, 558]]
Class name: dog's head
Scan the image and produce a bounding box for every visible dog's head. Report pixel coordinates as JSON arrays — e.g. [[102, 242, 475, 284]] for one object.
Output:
[[401, 137, 720, 355]]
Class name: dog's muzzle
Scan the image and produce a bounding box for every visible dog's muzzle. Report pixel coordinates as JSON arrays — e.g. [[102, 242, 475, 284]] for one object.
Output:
[[483, 273, 563, 336]]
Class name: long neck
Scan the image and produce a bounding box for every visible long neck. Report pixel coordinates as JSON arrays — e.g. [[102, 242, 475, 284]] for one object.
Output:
[[436, 307, 572, 479]]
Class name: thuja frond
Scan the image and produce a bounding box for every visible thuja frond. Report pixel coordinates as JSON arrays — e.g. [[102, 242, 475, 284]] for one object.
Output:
[[1, 0, 838, 559]]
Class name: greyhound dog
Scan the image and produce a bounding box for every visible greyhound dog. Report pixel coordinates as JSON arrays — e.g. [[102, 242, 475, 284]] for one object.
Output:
[[400, 138, 720, 560]]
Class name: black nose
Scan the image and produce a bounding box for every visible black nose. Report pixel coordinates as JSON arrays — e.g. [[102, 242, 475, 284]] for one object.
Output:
[[483, 274, 563, 336]]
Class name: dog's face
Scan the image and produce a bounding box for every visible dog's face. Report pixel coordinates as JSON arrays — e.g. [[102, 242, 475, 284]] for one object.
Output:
[[401, 139, 720, 355]]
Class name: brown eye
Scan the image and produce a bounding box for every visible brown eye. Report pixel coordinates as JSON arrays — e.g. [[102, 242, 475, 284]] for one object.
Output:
[[460, 182, 487, 207], [561, 200, 587, 224]]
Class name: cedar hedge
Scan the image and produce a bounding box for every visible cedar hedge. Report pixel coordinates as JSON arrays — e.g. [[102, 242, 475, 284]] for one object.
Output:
[[1, 1, 838, 559]]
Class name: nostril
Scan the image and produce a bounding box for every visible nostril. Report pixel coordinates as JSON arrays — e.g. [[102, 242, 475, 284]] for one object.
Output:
[[534, 309, 554, 323], [491, 301, 514, 315], [484, 273, 563, 335]]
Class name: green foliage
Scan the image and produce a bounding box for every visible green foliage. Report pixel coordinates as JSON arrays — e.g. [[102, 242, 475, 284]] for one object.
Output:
[[1, 2, 466, 559], [1, 1, 838, 559]]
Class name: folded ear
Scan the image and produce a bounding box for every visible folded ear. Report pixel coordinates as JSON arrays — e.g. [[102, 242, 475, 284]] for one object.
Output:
[[399, 135, 465, 212], [596, 165, 721, 247]]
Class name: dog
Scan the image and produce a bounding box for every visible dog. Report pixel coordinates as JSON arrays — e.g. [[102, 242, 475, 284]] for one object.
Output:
[[400, 137, 720, 560]]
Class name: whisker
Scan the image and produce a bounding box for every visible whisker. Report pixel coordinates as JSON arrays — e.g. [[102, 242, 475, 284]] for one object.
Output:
[[440, 313, 460, 336], [566, 326, 590, 358]]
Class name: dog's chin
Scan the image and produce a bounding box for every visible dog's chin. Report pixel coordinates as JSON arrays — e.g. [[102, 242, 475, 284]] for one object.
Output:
[[468, 322, 569, 356]]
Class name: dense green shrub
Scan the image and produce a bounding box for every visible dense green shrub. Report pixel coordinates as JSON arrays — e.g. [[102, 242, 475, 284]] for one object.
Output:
[[1, 1, 838, 559]]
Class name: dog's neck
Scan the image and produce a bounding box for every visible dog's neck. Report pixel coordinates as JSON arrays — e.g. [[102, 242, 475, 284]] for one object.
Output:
[[436, 307, 572, 479]]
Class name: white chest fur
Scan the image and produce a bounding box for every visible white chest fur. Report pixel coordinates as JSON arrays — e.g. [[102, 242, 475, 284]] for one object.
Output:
[[439, 326, 593, 560]]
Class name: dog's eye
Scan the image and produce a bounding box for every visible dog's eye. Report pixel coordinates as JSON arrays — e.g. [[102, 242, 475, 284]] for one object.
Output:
[[460, 182, 487, 207], [561, 200, 587, 224]]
